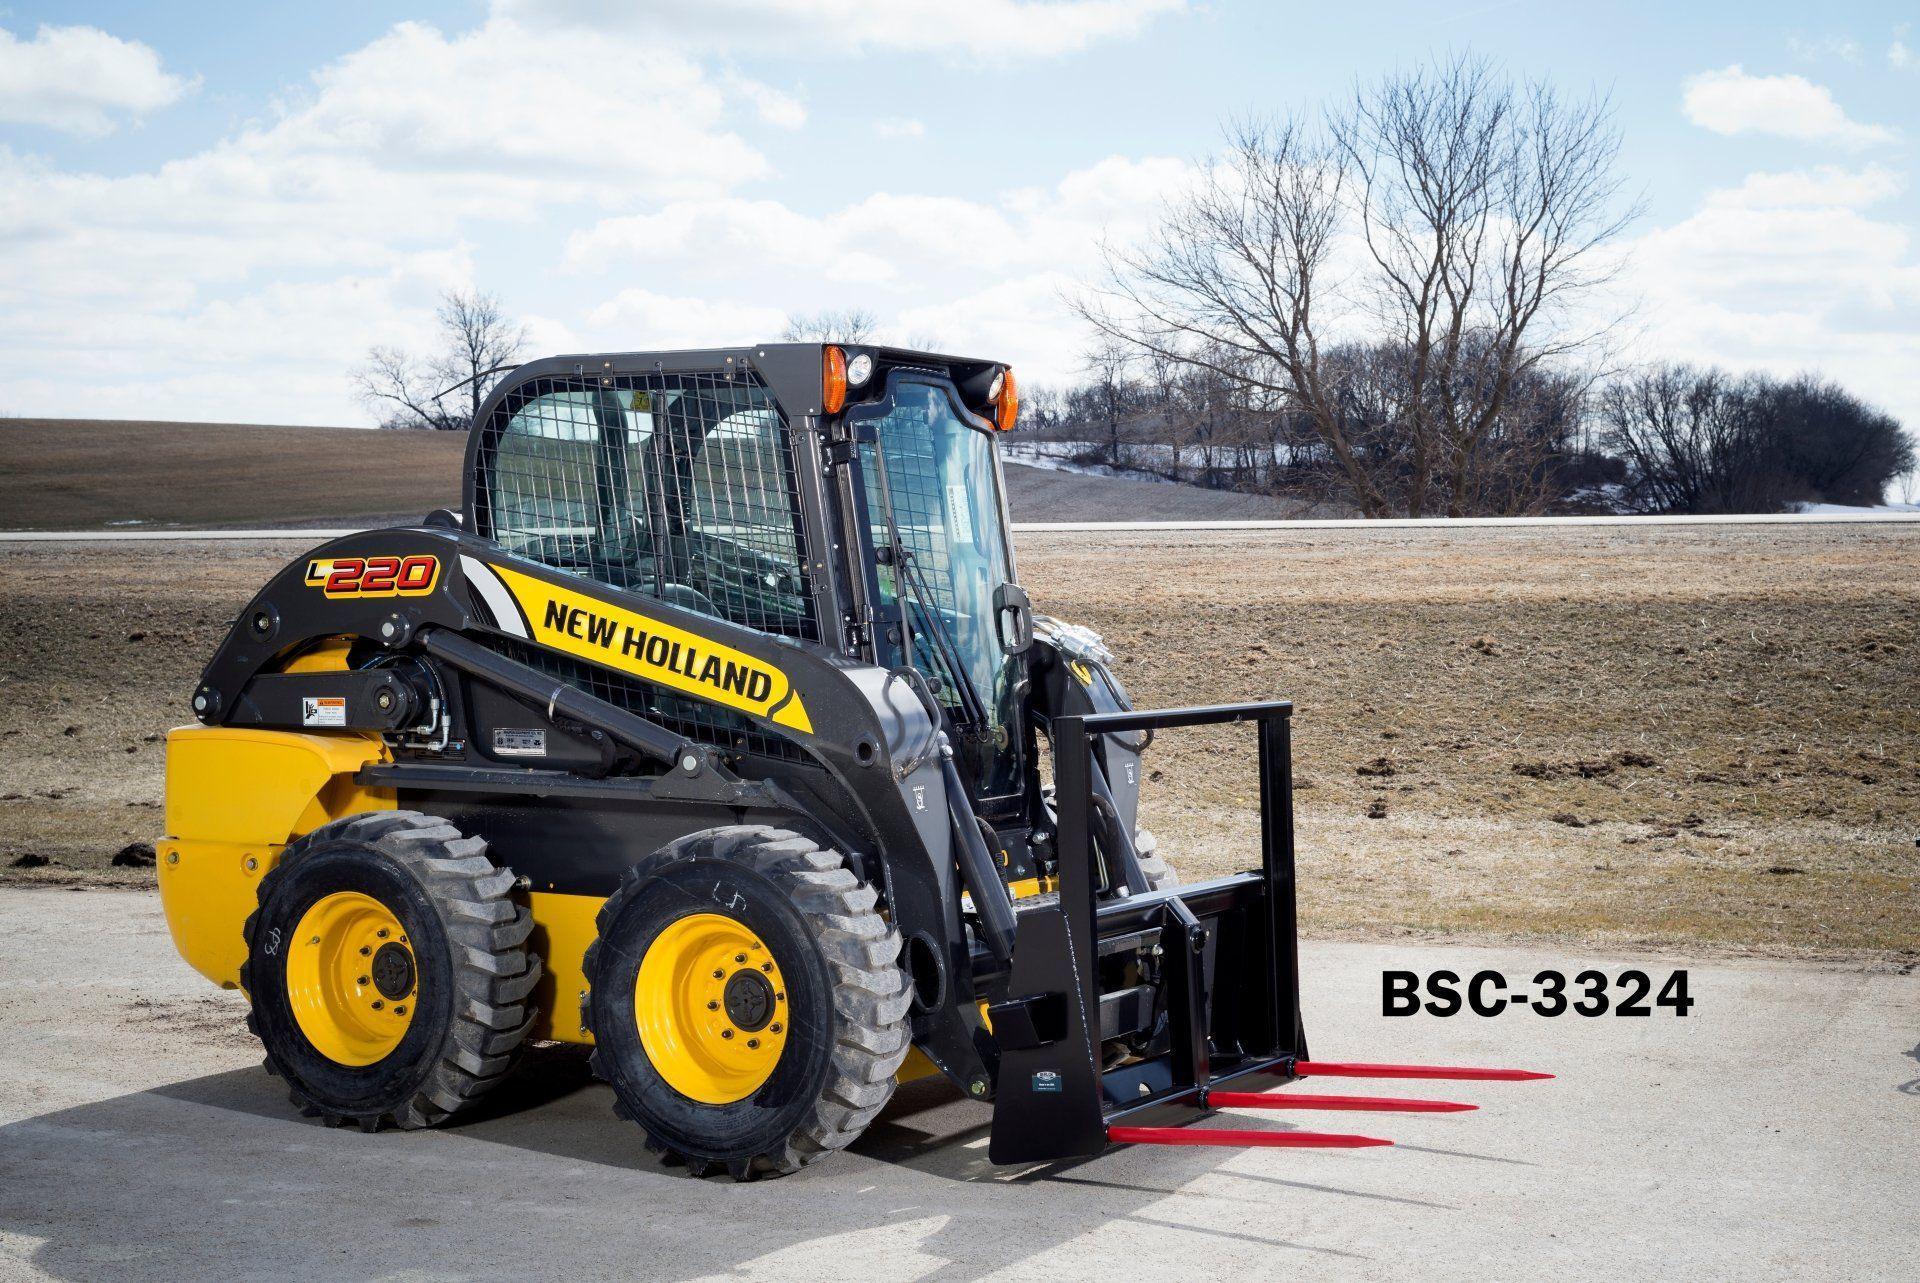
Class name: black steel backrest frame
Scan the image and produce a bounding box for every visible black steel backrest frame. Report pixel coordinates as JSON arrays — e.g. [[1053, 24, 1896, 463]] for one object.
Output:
[[988, 700, 1301, 1164]]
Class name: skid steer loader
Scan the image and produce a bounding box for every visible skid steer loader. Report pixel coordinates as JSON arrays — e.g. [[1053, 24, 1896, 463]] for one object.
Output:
[[159, 342, 1544, 1178]]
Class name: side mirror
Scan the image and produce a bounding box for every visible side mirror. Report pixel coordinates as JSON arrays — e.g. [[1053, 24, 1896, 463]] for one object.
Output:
[[993, 582, 1034, 655]]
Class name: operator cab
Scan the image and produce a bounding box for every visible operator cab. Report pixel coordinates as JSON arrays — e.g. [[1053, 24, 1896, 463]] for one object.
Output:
[[462, 342, 1032, 810]]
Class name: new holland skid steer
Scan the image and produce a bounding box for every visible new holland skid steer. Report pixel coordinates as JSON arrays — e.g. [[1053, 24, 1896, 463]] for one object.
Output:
[[159, 342, 1544, 1179]]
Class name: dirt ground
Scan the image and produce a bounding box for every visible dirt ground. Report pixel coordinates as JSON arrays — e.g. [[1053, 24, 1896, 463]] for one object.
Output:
[[0, 524, 1914, 959]]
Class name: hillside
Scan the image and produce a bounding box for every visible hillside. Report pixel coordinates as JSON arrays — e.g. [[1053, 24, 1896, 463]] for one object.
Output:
[[0, 418, 1309, 530], [0, 419, 464, 529]]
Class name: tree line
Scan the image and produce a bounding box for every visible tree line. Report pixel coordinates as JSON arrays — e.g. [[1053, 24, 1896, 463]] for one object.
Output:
[[351, 57, 1911, 514], [1061, 55, 1910, 515], [1017, 350, 1913, 515]]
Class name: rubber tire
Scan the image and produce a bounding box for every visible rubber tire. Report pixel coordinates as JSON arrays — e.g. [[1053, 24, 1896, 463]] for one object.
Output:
[[583, 826, 911, 1180], [241, 810, 540, 1131]]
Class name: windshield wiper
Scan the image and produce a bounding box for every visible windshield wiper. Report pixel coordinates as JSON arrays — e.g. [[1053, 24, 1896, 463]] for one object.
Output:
[[894, 547, 989, 730]]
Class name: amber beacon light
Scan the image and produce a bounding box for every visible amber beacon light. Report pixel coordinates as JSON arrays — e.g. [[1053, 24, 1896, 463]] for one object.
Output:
[[822, 345, 848, 415], [990, 367, 1018, 432]]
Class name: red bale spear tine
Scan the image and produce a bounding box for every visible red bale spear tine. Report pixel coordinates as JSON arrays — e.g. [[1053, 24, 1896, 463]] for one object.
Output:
[[1292, 1060, 1553, 1082], [1107, 1125, 1393, 1149], [1209, 1090, 1476, 1113]]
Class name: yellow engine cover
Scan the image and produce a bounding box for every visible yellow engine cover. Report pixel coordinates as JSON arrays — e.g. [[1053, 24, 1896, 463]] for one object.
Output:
[[157, 727, 393, 989]]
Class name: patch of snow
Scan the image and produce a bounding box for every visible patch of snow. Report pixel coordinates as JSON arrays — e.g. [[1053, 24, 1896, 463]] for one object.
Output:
[[1793, 501, 1920, 515], [999, 442, 1177, 484]]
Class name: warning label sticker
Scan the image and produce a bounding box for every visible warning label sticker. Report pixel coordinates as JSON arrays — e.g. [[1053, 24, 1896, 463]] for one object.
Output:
[[492, 728, 548, 757], [301, 696, 347, 728]]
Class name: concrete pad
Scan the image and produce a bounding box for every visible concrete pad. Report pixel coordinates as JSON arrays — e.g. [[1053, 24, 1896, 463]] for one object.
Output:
[[0, 888, 1912, 1281]]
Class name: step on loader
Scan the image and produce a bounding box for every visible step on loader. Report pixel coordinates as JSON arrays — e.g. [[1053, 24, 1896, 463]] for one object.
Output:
[[159, 342, 1546, 1179]]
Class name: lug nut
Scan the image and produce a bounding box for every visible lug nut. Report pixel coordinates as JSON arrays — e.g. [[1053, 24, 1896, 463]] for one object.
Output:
[[721, 1029, 734, 1040], [712, 968, 724, 979], [359, 946, 372, 956], [734, 953, 746, 964], [760, 961, 772, 972], [377, 928, 389, 939], [707, 1000, 719, 1011], [372, 1000, 384, 1010], [747, 1038, 760, 1049], [394, 1005, 406, 1016], [775, 992, 785, 1003], [358, 975, 370, 986], [770, 1022, 782, 1034]]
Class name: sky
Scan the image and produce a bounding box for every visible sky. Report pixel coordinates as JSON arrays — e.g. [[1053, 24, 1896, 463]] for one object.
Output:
[[0, 0, 1915, 428]]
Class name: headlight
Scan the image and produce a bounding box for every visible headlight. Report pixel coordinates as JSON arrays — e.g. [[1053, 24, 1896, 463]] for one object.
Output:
[[987, 369, 1005, 401], [846, 352, 874, 387]]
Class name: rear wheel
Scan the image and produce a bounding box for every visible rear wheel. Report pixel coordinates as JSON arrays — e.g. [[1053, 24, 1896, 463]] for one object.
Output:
[[584, 826, 911, 1179], [241, 811, 540, 1131]]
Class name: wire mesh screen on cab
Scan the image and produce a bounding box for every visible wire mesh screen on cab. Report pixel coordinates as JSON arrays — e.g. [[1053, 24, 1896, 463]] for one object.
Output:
[[474, 368, 818, 643]]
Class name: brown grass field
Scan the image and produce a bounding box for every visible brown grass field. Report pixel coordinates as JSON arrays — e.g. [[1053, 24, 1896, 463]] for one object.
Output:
[[1, 523, 1914, 961], [0, 417, 1297, 528], [0, 418, 466, 529]]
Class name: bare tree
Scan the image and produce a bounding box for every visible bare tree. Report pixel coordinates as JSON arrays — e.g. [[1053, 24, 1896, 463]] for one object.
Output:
[[1081, 339, 1136, 466], [435, 291, 527, 431], [353, 289, 526, 431], [781, 308, 878, 344], [1897, 463, 1920, 507], [1080, 55, 1636, 516]]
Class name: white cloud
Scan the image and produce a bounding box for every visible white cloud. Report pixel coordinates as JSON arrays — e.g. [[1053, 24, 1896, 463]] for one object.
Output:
[[1705, 164, 1904, 209], [1682, 66, 1897, 149], [0, 15, 788, 423], [1786, 34, 1861, 63], [1892, 40, 1914, 71], [1626, 166, 1920, 428], [565, 154, 1183, 288], [584, 290, 788, 348], [496, 0, 1188, 59], [558, 155, 1186, 385], [724, 72, 807, 129], [874, 117, 926, 139], [0, 22, 195, 136]]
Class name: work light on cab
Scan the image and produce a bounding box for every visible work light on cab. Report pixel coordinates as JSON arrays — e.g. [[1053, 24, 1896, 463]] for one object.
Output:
[[845, 351, 874, 387]]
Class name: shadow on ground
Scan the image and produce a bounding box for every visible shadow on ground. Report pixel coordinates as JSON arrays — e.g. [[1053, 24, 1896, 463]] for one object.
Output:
[[0, 1045, 1446, 1278]]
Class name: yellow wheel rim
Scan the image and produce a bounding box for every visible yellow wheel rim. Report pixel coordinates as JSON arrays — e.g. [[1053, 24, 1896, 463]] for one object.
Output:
[[635, 913, 789, 1105], [286, 891, 418, 1066]]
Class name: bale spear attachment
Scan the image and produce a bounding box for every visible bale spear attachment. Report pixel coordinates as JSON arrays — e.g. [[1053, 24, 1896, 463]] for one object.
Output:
[[985, 701, 1551, 1165]]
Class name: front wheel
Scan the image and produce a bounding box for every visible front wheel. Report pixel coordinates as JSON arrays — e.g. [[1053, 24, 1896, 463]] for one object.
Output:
[[584, 826, 911, 1179]]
